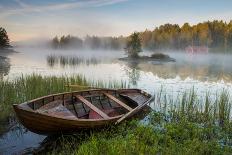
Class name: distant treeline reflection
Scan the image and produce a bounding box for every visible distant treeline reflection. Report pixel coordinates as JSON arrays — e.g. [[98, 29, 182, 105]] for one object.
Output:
[[47, 55, 101, 67]]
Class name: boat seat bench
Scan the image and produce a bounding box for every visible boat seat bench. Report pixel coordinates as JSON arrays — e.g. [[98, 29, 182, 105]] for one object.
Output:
[[36, 102, 77, 119], [120, 93, 148, 105], [76, 95, 110, 119], [103, 93, 133, 111]]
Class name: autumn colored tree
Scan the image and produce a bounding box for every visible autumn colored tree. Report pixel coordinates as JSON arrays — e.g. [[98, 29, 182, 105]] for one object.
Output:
[[140, 29, 152, 49], [180, 23, 192, 48], [226, 21, 232, 49], [50, 20, 232, 52]]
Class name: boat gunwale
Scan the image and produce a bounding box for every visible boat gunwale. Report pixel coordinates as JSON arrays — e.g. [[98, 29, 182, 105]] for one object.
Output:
[[14, 88, 152, 122]]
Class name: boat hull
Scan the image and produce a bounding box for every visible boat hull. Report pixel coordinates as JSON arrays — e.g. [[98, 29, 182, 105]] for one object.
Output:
[[14, 105, 120, 134], [13, 89, 152, 135]]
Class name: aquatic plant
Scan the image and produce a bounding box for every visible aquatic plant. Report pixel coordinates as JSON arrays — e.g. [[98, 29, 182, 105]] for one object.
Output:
[[0, 74, 129, 134], [43, 88, 232, 154], [1, 75, 232, 154]]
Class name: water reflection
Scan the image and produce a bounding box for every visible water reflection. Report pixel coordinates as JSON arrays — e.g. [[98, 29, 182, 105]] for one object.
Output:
[[47, 55, 101, 68], [0, 56, 10, 79], [6, 48, 232, 83], [124, 61, 140, 86], [134, 53, 232, 82], [1, 48, 232, 154], [0, 122, 46, 155]]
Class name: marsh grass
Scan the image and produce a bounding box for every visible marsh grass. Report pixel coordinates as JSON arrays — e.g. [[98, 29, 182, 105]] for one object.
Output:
[[1, 75, 232, 154], [0, 74, 128, 134], [47, 55, 101, 67], [46, 88, 232, 155]]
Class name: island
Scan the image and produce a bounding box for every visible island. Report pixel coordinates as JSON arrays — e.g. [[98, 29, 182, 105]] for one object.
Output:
[[119, 32, 175, 63]]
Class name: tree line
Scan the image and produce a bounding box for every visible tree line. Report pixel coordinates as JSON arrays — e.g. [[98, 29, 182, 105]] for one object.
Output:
[[139, 20, 232, 51], [51, 35, 126, 50], [2, 20, 232, 52], [51, 20, 232, 52]]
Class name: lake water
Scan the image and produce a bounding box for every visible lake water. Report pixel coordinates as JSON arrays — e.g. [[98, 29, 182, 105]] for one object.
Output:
[[3, 47, 232, 96], [0, 47, 232, 154]]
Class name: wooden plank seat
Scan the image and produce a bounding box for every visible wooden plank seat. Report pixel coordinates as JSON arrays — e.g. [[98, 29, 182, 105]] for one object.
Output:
[[37, 100, 63, 111], [120, 93, 148, 105], [76, 95, 110, 119], [36, 100, 77, 119], [103, 92, 133, 111]]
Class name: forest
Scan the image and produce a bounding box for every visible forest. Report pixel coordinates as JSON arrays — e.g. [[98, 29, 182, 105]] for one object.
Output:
[[140, 20, 232, 51], [1, 20, 232, 51], [51, 20, 232, 52], [51, 35, 126, 50]]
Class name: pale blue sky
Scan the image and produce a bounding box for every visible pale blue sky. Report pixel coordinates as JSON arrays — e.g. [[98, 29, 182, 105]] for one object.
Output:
[[0, 0, 231, 41]]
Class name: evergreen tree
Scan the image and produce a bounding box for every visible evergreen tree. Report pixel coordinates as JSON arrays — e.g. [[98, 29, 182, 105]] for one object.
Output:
[[52, 36, 59, 49], [125, 32, 142, 58], [0, 27, 10, 48]]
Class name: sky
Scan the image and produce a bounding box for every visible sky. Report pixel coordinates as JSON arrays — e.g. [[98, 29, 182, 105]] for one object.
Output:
[[0, 0, 232, 42]]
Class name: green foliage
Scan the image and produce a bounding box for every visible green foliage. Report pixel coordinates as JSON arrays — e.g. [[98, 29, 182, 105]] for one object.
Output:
[[139, 20, 232, 51], [0, 74, 88, 117], [0, 27, 10, 48], [1, 75, 232, 154], [51, 20, 232, 52], [125, 32, 142, 58], [49, 119, 232, 155], [0, 74, 129, 134], [47, 89, 232, 155], [0, 74, 88, 133]]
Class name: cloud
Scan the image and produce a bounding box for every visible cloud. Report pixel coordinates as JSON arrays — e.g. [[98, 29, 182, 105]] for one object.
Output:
[[14, 0, 30, 8], [0, 0, 128, 19]]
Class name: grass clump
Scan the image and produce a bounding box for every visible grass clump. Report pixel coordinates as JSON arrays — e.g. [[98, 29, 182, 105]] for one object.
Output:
[[45, 89, 232, 155], [0, 74, 88, 133], [48, 119, 232, 155], [0, 74, 88, 116], [0, 74, 128, 134]]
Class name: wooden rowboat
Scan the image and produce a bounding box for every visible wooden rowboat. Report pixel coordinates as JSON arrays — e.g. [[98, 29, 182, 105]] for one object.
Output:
[[13, 89, 153, 135]]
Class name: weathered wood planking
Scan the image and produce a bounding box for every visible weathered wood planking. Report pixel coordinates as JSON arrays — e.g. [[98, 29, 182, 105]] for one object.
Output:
[[103, 92, 133, 111], [76, 95, 110, 119], [13, 88, 152, 135]]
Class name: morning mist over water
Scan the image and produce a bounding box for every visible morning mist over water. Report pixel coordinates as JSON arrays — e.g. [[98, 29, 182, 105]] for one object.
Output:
[[1, 0, 232, 154], [5, 47, 232, 93]]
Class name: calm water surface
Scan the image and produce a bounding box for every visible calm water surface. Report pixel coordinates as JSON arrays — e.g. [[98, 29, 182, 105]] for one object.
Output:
[[1, 47, 232, 154], [3, 48, 232, 97]]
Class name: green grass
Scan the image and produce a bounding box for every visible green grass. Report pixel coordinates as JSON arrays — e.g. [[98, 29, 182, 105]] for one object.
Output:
[[0, 74, 86, 118], [43, 89, 232, 155], [1, 75, 232, 154], [0, 74, 128, 134]]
